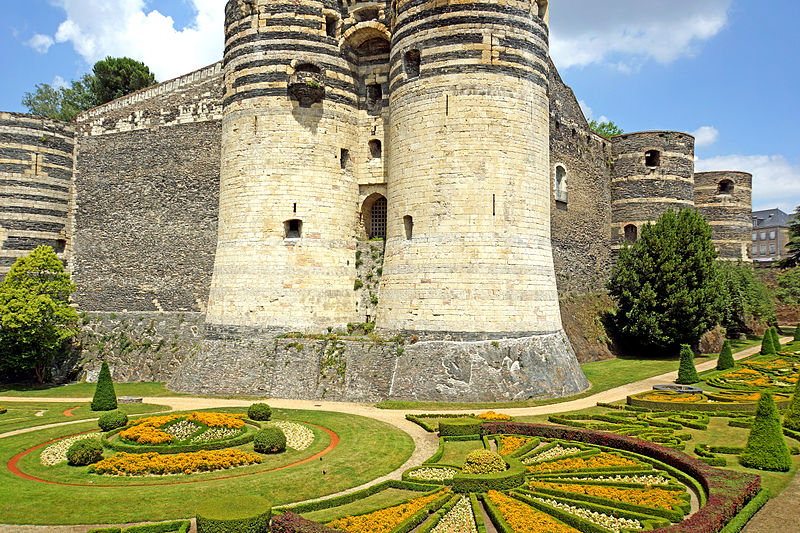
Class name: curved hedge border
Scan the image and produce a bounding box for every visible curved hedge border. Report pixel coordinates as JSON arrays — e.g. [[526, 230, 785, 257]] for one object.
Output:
[[719, 489, 769, 533], [87, 520, 190, 533], [481, 422, 761, 533], [405, 413, 476, 433], [101, 420, 260, 455], [196, 499, 270, 533], [276, 480, 440, 515], [439, 419, 481, 437], [452, 456, 526, 493], [628, 392, 791, 412]]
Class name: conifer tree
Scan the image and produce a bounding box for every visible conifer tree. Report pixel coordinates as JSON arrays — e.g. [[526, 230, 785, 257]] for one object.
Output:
[[784, 379, 800, 432], [676, 344, 700, 384], [740, 392, 792, 471], [794, 322, 800, 342], [90, 362, 118, 411], [717, 340, 735, 371], [770, 326, 782, 352], [760, 331, 775, 355]]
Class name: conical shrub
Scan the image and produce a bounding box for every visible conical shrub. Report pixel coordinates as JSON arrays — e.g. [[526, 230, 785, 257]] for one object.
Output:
[[770, 327, 782, 353], [676, 344, 700, 384], [717, 340, 735, 371], [784, 379, 800, 432], [740, 392, 792, 471], [794, 323, 800, 341], [90, 362, 118, 411], [760, 331, 775, 356]]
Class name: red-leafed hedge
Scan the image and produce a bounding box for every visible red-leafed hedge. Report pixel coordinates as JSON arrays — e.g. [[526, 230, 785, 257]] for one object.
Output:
[[481, 422, 761, 533], [271, 512, 338, 533]]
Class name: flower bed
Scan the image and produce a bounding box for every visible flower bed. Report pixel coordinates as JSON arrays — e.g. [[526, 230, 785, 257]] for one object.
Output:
[[326, 489, 448, 532], [429, 496, 477, 533], [530, 495, 643, 532], [523, 445, 582, 464], [526, 452, 644, 474], [404, 466, 459, 483], [628, 389, 792, 411], [485, 490, 579, 533], [120, 413, 245, 445], [89, 448, 262, 476], [40, 433, 101, 466], [498, 436, 533, 456], [478, 411, 511, 421], [272, 421, 315, 451], [529, 481, 688, 510], [705, 355, 800, 393]]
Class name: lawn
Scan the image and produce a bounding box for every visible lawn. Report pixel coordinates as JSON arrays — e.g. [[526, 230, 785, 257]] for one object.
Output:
[[0, 381, 180, 398], [0, 401, 168, 433]]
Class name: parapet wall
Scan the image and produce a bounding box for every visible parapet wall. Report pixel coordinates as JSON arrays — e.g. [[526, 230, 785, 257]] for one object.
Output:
[[0, 112, 74, 273]]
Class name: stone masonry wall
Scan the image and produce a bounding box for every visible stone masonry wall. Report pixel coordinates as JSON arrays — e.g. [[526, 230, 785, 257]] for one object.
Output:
[[694, 171, 752, 262]]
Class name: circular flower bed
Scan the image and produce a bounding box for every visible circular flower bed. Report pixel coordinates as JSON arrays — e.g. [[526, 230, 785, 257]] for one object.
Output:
[[628, 388, 791, 411], [89, 448, 262, 476], [40, 433, 101, 466]]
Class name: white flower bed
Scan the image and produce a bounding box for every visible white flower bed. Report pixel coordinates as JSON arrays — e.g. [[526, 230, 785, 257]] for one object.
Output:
[[524, 446, 582, 464], [40, 433, 100, 466], [561, 474, 670, 485], [534, 497, 643, 532], [164, 420, 200, 440], [407, 467, 458, 482], [431, 496, 477, 533], [192, 426, 241, 443], [272, 421, 314, 450]]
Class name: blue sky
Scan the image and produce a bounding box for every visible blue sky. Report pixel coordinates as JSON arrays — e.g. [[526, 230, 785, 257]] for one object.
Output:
[[1, 0, 798, 212]]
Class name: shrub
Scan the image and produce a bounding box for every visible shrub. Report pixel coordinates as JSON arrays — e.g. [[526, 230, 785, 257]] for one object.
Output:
[[67, 439, 104, 466], [248, 403, 272, 421], [718, 261, 776, 335], [253, 425, 286, 454], [196, 496, 271, 533], [98, 410, 128, 432], [770, 326, 782, 352], [676, 345, 700, 385], [784, 379, 800, 432], [759, 331, 775, 356], [270, 512, 338, 532], [717, 340, 735, 371], [739, 392, 792, 471], [438, 418, 481, 437], [795, 323, 800, 341], [91, 362, 118, 411], [462, 450, 506, 475]]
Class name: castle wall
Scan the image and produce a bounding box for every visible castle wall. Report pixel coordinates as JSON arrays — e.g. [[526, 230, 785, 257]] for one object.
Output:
[[0, 112, 74, 274], [695, 171, 752, 261], [71, 65, 223, 311]]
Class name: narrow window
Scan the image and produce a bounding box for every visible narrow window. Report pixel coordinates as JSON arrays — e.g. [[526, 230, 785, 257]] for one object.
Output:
[[624, 224, 638, 243], [340, 148, 350, 170], [718, 179, 734, 195], [55, 239, 66, 253], [366, 83, 383, 111], [368, 139, 382, 159], [354, 7, 379, 22], [644, 150, 661, 167], [554, 165, 567, 203], [403, 215, 413, 240], [285, 219, 302, 239], [325, 15, 338, 38], [404, 50, 421, 79]]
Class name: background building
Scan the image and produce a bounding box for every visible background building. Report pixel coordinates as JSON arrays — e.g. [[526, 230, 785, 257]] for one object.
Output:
[[752, 208, 792, 264]]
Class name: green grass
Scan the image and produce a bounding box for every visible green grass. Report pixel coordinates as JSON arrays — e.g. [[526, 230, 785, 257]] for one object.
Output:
[[0, 402, 168, 433], [301, 488, 421, 523], [0, 408, 413, 525], [0, 381, 181, 398], [440, 440, 485, 467]]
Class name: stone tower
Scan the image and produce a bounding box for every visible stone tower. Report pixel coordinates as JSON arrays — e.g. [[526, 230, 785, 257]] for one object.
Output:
[[377, 0, 562, 337], [694, 171, 753, 261]]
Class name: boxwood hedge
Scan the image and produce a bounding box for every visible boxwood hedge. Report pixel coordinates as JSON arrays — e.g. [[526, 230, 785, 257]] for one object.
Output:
[[196, 496, 270, 533]]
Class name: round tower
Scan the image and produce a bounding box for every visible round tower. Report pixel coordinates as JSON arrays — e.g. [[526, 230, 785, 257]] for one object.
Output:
[[694, 171, 753, 262], [610, 132, 695, 247], [206, 0, 360, 331], [378, 0, 562, 336]]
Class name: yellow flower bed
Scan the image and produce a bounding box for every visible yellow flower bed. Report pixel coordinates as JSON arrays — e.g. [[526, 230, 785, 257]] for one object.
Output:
[[90, 448, 262, 476], [327, 490, 447, 532], [642, 392, 704, 403], [527, 452, 640, 474], [478, 411, 511, 421], [499, 436, 532, 456], [120, 412, 246, 445], [486, 490, 579, 533], [530, 481, 685, 510]]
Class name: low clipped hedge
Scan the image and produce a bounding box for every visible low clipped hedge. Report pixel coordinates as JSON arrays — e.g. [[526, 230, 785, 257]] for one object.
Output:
[[196, 496, 271, 533], [417, 494, 461, 533], [270, 512, 338, 532], [102, 420, 259, 454], [439, 418, 481, 437], [248, 403, 272, 421], [405, 413, 476, 433], [67, 439, 104, 466], [87, 520, 190, 533], [402, 464, 461, 484], [277, 480, 439, 515], [98, 410, 129, 432], [719, 489, 770, 533], [469, 493, 488, 533], [452, 455, 526, 493]]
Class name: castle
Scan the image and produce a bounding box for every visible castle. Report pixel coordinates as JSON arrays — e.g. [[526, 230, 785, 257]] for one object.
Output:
[[0, 0, 752, 401]]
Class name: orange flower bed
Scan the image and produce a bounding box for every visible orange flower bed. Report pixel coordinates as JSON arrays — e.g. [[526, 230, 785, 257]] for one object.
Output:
[[499, 436, 533, 456], [90, 448, 262, 476], [643, 392, 704, 403], [120, 412, 246, 445], [478, 411, 511, 421], [486, 490, 579, 533], [529, 481, 685, 510], [327, 490, 447, 532], [526, 452, 641, 474]]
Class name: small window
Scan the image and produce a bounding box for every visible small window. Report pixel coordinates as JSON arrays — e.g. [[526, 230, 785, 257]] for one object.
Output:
[[340, 148, 350, 170], [770, 230, 776, 240], [644, 150, 661, 167], [403, 215, 413, 240], [354, 7, 379, 22], [55, 239, 66, 253], [760, 231, 767, 240], [368, 139, 382, 160], [752, 245, 757, 256], [325, 15, 338, 37], [366, 83, 383, 112], [624, 224, 638, 243], [752, 233, 757, 241], [285, 219, 302, 239], [718, 179, 734, 195], [554, 165, 567, 203], [770, 244, 777, 254], [404, 50, 421, 79], [760, 244, 766, 254]]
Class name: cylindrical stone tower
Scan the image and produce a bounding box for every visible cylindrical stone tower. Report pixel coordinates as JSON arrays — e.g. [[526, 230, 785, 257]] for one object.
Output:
[[611, 132, 695, 247], [694, 171, 753, 262], [378, 0, 562, 336], [206, 0, 359, 331]]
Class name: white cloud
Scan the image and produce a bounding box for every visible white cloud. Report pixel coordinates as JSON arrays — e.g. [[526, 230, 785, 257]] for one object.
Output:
[[578, 100, 608, 123], [550, 0, 732, 70], [27, 34, 55, 54], [695, 154, 800, 212], [52, 76, 69, 90], [691, 126, 719, 147], [41, 0, 225, 81]]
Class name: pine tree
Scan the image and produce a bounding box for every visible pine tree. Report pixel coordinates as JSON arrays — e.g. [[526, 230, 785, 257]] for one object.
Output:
[[676, 344, 700, 384], [740, 392, 792, 471], [794, 322, 800, 342], [760, 331, 775, 355], [770, 326, 782, 353], [90, 362, 118, 411], [717, 340, 735, 371], [784, 379, 800, 432]]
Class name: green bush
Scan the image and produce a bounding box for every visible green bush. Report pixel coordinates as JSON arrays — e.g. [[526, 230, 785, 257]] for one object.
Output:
[[795, 323, 800, 341], [784, 379, 800, 432], [740, 392, 792, 471], [676, 345, 700, 385], [438, 418, 481, 437], [253, 425, 286, 454], [247, 403, 272, 421], [67, 439, 104, 466], [760, 332, 775, 356], [196, 496, 271, 533], [718, 261, 776, 335], [462, 450, 506, 474], [452, 457, 526, 493], [717, 340, 735, 371], [98, 410, 128, 432], [770, 326, 782, 352], [91, 362, 118, 411]]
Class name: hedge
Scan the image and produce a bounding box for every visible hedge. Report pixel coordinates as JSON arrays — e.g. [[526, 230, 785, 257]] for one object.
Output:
[[91, 362, 118, 411], [67, 439, 104, 466], [248, 403, 272, 422], [479, 493, 513, 533], [469, 493, 488, 533], [98, 411, 128, 432], [770, 326, 782, 352], [270, 512, 338, 533], [627, 393, 789, 412], [87, 522, 190, 533], [196, 496, 271, 533], [452, 456, 526, 493], [719, 489, 770, 533], [480, 421, 761, 533], [783, 378, 800, 431], [439, 418, 481, 437], [405, 413, 476, 433], [760, 332, 775, 355], [101, 421, 259, 454], [277, 480, 439, 515], [254, 425, 286, 454], [415, 494, 462, 533], [795, 323, 800, 341]]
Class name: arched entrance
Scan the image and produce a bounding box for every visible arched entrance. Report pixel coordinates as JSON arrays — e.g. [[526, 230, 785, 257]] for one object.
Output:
[[362, 194, 387, 239]]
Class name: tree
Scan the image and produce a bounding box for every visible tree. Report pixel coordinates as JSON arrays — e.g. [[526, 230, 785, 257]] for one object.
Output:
[[607, 209, 724, 352], [0, 246, 79, 382], [775, 268, 800, 306], [22, 74, 95, 122], [588, 120, 624, 139], [91, 57, 156, 105], [784, 379, 800, 432], [770, 326, 782, 352], [676, 345, 700, 384], [760, 330, 775, 355], [739, 392, 792, 471], [90, 362, 118, 411], [717, 261, 776, 335], [717, 340, 735, 371], [779, 205, 800, 268]]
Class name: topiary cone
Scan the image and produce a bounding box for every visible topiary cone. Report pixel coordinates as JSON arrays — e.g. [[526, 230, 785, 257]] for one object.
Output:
[[90, 362, 118, 411], [740, 392, 792, 471], [784, 379, 800, 432], [770, 326, 782, 353], [760, 331, 775, 355], [794, 323, 800, 342], [676, 344, 700, 385], [717, 340, 735, 371]]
